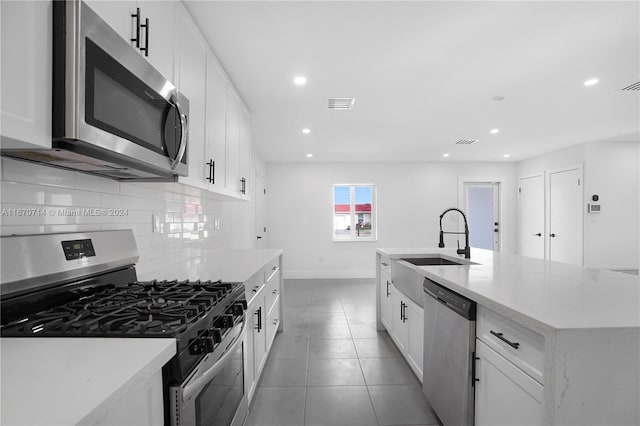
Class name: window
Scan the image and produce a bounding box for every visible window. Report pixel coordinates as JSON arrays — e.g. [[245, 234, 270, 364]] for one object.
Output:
[[333, 184, 376, 241]]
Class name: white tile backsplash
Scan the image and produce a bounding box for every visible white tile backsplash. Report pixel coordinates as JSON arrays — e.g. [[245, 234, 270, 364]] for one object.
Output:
[[0, 158, 249, 276]]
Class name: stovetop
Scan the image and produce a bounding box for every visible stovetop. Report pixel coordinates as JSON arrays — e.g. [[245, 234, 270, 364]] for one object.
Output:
[[0, 279, 239, 338]]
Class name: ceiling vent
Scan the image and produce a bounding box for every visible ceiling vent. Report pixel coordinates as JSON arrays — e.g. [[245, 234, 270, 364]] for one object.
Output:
[[328, 98, 355, 110], [622, 81, 640, 90], [455, 139, 478, 145]]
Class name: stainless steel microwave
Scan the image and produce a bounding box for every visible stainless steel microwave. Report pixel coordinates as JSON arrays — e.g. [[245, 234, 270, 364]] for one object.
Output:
[[2, 0, 189, 181]]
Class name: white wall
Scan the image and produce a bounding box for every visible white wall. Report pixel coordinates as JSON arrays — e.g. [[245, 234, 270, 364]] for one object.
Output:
[[267, 161, 517, 279], [516, 140, 639, 270], [0, 154, 262, 280]]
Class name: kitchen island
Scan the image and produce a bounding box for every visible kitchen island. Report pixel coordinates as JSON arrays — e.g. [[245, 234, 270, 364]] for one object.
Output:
[[376, 247, 640, 426]]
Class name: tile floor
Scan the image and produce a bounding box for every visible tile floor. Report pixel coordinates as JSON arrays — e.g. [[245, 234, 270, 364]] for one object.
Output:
[[245, 279, 438, 426]]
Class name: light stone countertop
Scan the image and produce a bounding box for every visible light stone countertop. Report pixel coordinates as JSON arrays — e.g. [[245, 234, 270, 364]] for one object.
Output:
[[378, 247, 640, 332], [0, 337, 176, 426]]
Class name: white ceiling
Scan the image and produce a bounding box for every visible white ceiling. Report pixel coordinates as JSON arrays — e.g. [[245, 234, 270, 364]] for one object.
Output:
[[184, 1, 640, 163]]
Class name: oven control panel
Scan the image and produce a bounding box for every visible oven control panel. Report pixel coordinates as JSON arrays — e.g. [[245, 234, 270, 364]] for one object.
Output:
[[61, 239, 96, 260]]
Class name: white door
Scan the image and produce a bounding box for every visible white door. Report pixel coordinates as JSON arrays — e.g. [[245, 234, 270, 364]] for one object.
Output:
[[518, 174, 545, 259], [548, 166, 583, 265], [464, 183, 500, 251], [255, 171, 267, 248]]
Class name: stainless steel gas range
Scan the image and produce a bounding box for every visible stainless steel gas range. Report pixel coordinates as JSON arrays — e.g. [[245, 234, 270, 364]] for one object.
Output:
[[0, 230, 247, 426]]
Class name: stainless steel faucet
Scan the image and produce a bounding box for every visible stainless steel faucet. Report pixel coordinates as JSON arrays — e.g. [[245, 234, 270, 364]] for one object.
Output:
[[438, 207, 471, 259]]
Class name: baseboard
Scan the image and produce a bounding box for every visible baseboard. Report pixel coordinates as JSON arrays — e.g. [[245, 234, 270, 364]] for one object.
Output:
[[283, 270, 376, 280]]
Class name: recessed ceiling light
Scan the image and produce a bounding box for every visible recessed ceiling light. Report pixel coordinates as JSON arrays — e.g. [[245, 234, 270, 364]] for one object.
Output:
[[490, 128, 500, 134], [503, 154, 511, 158], [584, 78, 599, 86], [293, 76, 307, 85], [302, 128, 311, 134], [306, 153, 313, 158], [443, 153, 450, 158]]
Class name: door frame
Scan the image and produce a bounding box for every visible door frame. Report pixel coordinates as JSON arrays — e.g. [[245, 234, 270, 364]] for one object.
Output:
[[517, 172, 545, 258], [457, 177, 506, 252], [546, 163, 584, 263]]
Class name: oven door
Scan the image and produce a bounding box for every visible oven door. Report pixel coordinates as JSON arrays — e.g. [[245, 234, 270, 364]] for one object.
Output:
[[170, 321, 247, 426]]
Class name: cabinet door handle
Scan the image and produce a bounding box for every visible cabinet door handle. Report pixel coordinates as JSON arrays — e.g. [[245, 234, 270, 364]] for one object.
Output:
[[240, 177, 246, 194], [490, 330, 520, 349], [472, 352, 480, 387], [140, 17, 149, 56], [386, 280, 391, 297], [255, 307, 262, 332], [131, 8, 141, 48], [402, 302, 407, 322], [381, 262, 388, 266]]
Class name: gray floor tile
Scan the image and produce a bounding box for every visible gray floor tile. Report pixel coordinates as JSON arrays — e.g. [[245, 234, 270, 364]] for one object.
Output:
[[305, 386, 378, 426], [308, 338, 357, 359], [309, 311, 348, 323], [268, 336, 309, 359], [353, 335, 402, 358], [307, 359, 365, 386], [245, 387, 306, 426], [368, 384, 437, 425], [360, 358, 420, 385], [259, 358, 307, 387], [348, 321, 380, 338], [309, 322, 352, 339]]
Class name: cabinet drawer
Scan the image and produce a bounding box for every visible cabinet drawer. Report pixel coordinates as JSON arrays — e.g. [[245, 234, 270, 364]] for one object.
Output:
[[476, 306, 544, 384], [245, 271, 264, 303], [265, 296, 280, 350], [379, 256, 391, 274], [264, 258, 280, 283], [265, 270, 281, 313]]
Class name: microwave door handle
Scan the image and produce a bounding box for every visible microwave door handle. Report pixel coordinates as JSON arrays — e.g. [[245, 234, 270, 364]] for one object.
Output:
[[181, 320, 246, 403], [169, 92, 188, 171]]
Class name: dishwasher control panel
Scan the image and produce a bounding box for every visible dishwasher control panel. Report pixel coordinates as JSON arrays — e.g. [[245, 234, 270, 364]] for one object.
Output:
[[423, 278, 476, 320]]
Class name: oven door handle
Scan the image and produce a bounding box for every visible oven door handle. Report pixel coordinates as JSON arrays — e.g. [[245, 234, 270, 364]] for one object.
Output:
[[181, 320, 246, 402], [169, 91, 188, 171]]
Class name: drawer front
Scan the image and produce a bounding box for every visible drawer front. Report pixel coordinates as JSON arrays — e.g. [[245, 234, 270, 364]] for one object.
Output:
[[264, 257, 280, 283], [379, 256, 391, 274], [265, 296, 280, 350], [245, 272, 264, 304], [476, 306, 544, 384], [265, 269, 281, 313]]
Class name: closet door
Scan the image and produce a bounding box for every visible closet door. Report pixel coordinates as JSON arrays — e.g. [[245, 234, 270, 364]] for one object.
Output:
[[518, 174, 544, 259], [548, 166, 583, 265]]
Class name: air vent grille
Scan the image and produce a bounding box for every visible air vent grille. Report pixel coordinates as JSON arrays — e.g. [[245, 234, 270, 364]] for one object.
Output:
[[622, 81, 640, 90], [328, 98, 355, 109], [455, 139, 478, 145]]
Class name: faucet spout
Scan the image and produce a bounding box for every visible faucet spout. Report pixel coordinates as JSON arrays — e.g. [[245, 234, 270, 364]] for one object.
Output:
[[438, 207, 471, 259]]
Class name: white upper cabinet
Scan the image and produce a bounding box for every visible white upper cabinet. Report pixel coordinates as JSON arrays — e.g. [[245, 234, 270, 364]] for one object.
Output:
[[84, 0, 176, 82], [0, 0, 52, 149], [204, 53, 229, 192], [226, 87, 252, 199], [175, 3, 207, 190]]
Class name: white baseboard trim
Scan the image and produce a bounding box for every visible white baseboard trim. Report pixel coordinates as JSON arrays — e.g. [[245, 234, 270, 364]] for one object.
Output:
[[283, 270, 376, 280]]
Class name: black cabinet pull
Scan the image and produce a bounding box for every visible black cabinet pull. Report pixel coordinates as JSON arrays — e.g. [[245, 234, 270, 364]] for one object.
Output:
[[131, 8, 141, 47], [140, 17, 149, 57], [386, 280, 391, 297], [490, 330, 520, 349], [206, 160, 215, 183], [472, 352, 480, 387], [255, 307, 262, 332], [400, 302, 407, 322], [550, 233, 556, 238], [240, 177, 246, 194], [533, 233, 542, 237]]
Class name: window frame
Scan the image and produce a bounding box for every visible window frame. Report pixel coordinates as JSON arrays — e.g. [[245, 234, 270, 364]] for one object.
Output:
[[332, 184, 377, 242]]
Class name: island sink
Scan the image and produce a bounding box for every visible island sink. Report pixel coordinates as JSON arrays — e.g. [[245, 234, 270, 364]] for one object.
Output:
[[401, 257, 466, 266]]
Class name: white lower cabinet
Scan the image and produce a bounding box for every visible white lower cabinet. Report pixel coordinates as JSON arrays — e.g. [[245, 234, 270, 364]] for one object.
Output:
[[388, 284, 424, 382], [244, 255, 283, 404], [379, 268, 393, 330], [475, 339, 544, 426]]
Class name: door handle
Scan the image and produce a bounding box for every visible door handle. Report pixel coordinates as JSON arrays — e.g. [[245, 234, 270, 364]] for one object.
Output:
[[257, 236, 263, 239], [550, 233, 556, 238], [386, 280, 391, 297], [131, 8, 141, 48], [490, 330, 520, 349], [533, 233, 542, 237], [140, 17, 149, 56]]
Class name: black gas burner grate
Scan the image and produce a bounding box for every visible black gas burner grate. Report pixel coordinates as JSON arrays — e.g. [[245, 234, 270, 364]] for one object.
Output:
[[0, 279, 238, 337]]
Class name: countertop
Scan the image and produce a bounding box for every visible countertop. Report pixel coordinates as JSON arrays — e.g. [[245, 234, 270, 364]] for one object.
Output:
[[378, 247, 640, 332], [137, 248, 284, 283], [0, 337, 176, 426]]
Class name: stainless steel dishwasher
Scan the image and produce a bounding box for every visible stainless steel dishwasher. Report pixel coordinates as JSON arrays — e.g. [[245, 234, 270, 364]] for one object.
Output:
[[423, 277, 476, 426]]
